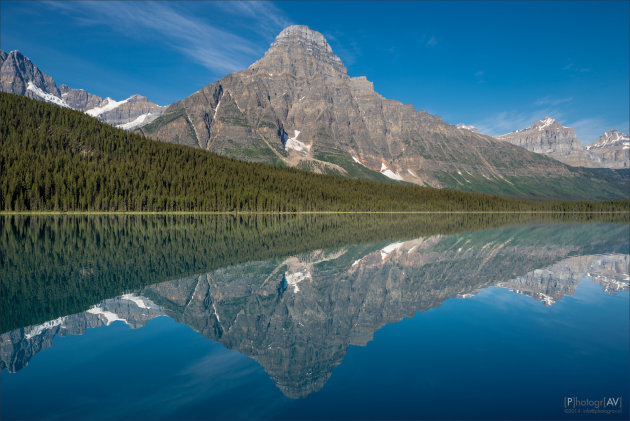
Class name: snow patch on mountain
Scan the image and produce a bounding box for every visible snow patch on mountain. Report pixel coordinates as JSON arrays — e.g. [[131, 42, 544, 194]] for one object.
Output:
[[352, 155, 364, 165], [380, 163, 404, 181], [380, 241, 405, 260], [586, 130, 630, 150], [117, 113, 152, 130], [456, 123, 479, 133], [24, 317, 67, 340], [285, 130, 311, 153], [537, 117, 555, 130], [284, 269, 311, 293], [87, 307, 128, 326], [86, 97, 129, 117], [26, 81, 69, 108], [120, 293, 151, 309]]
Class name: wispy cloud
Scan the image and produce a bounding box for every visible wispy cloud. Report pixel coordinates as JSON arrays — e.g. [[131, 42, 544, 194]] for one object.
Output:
[[563, 63, 591, 73], [44, 1, 291, 74], [534, 96, 573, 106], [425, 35, 438, 47]]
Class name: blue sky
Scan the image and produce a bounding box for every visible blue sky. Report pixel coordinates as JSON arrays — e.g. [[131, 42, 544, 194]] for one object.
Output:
[[1, 1, 628, 143]]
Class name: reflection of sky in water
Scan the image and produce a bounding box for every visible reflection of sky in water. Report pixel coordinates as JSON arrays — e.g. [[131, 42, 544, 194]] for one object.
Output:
[[2, 279, 627, 420], [1, 222, 629, 420]]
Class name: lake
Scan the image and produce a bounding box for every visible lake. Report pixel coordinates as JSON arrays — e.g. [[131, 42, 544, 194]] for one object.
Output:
[[1, 214, 628, 420]]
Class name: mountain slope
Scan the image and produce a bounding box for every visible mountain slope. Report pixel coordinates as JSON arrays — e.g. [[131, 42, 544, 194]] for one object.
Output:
[[140, 25, 628, 199], [12, 92, 625, 211], [0, 49, 165, 129], [586, 130, 629, 169]]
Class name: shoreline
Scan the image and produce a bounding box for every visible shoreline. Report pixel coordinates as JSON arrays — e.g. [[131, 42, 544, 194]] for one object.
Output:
[[1, 210, 629, 216]]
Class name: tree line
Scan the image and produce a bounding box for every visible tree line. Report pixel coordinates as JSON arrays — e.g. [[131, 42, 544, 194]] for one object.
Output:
[[2, 92, 628, 213]]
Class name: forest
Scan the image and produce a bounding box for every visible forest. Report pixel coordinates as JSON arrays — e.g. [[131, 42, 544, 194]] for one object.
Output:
[[2, 92, 628, 213]]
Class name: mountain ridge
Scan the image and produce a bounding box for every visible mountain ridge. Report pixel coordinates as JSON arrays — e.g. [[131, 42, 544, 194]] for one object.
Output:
[[586, 129, 629, 168], [0, 49, 166, 129], [495, 117, 597, 167]]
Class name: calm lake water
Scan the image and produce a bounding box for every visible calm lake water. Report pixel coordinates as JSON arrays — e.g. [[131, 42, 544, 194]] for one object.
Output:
[[1, 215, 628, 420]]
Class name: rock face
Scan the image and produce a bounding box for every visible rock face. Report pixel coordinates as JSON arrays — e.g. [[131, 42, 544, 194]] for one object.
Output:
[[0, 50, 65, 107], [82, 94, 166, 130], [0, 49, 165, 129], [586, 130, 630, 169], [496, 117, 596, 167], [141, 25, 589, 190]]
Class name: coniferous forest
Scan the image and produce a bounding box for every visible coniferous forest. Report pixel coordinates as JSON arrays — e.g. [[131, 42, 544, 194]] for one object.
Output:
[[1, 93, 628, 213]]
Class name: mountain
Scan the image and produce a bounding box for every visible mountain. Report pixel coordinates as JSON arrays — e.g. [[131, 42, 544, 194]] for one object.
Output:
[[495, 117, 597, 167], [7, 92, 630, 212], [0, 49, 165, 129], [139, 25, 629, 199], [586, 130, 630, 169]]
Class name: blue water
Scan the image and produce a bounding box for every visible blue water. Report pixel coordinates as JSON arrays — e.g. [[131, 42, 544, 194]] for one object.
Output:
[[1, 218, 629, 420], [2, 279, 628, 420]]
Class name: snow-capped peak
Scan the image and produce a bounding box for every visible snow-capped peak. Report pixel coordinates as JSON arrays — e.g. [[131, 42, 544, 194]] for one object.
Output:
[[586, 129, 630, 150], [535, 117, 556, 130], [456, 123, 479, 133]]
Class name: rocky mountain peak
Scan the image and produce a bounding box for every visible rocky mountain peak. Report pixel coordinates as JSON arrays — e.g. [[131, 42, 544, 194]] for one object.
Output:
[[273, 25, 332, 53], [589, 129, 630, 149], [531, 117, 563, 131], [250, 25, 346, 76], [495, 117, 597, 167], [1, 49, 60, 98], [585, 129, 629, 168]]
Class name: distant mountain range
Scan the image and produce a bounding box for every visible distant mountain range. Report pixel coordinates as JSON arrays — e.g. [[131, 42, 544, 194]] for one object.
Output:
[[586, 129, 630, 168], [0, 49, 165, 129], [1, 25, 628, 198], [494, 117, 629, 169]]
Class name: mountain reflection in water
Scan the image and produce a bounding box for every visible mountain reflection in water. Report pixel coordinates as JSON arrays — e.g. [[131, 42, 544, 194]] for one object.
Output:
[[2, 218, 628, 400]]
